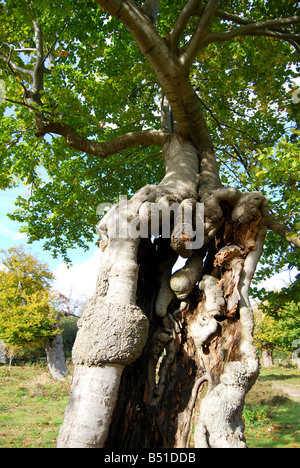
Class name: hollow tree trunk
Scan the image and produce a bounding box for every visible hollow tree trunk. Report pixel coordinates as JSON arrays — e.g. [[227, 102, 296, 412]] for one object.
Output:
[[57, 133, 269, 448]]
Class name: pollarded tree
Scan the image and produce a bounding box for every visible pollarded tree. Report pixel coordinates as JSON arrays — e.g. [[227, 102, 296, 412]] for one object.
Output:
[[0, 0, 300, 448]]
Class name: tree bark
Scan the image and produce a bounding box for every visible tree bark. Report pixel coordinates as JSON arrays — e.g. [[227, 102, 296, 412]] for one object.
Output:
[[57, 364, 123, 447], [56, 0, 299, 450], [45, 335, 69, 380], [0, 0, 298, 449], [262, 348, 274, 368], [58, 134, 269, 448]]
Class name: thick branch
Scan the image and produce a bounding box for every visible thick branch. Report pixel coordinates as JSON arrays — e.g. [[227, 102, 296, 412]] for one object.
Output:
[[205, 16, 300, 46], [180, 8, 300, 62], [213, 13, 300, 53], [267, 215, 300, 248], [94, 0, 173, 76], [180, 0, 220, 69], [37, 121, 168, 158], [0, 51, 33, 77], [169, 0, 202, 50], [94, 0, 213, 149], [22, 16, 169, 160], [31, 21, 44, 96]]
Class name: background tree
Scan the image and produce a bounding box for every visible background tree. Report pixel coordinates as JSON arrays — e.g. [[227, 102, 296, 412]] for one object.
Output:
[[4, 343, 22, 373], [254, 308, 300, 367], [0, 0, 299, 448], [0, 246, 69, 378], [254, 274, 300, 368]]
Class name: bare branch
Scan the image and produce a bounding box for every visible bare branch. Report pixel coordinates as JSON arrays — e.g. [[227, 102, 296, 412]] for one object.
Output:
[[268, 214, 300, 248], [205, 15, 300, 46]]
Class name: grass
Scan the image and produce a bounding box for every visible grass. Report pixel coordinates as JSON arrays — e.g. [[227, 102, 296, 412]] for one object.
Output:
[[0, 363, 299, 448], [0, 364, 71, 448], [244, 366, 300, 448]]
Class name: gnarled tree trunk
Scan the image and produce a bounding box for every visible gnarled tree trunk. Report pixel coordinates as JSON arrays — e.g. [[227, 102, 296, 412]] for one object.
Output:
[[56, 0, 299, 449], [57, 134, 268, 448]]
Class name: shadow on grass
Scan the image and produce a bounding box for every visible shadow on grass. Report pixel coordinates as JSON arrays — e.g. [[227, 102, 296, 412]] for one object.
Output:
[[259, 373, 299, 382], [244, 400, 300, 448]]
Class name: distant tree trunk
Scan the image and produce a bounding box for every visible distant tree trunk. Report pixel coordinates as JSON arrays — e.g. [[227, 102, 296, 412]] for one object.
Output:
[[45, 335, 69, 380], [0, 341, 6, 365], [262, 347, 274, 368]]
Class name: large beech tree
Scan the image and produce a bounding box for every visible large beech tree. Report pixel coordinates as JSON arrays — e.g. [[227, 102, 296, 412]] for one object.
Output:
[[1, 0, 299, 448]]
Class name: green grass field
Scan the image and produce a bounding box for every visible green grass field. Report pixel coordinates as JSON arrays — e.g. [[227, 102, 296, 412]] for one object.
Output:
[[244, 366, 300, 448], [0, 364, 299, 448], [0, 364, 71, 448]]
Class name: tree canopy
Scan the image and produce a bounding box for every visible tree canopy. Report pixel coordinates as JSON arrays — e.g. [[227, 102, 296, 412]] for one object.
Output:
[[254, 306, 300, 355], [0, 0, 299, 276], [0, 246, 58, 349]]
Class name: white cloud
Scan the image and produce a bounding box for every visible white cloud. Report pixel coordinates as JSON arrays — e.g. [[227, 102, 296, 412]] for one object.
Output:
[[0, 225, 27, 241], [258, 268, 298, 292], [14, 232, 27, 240], [52, 248, 101, 301]]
